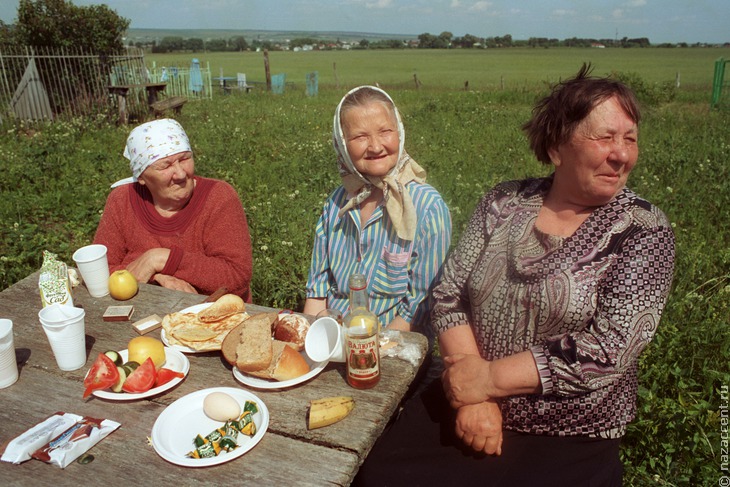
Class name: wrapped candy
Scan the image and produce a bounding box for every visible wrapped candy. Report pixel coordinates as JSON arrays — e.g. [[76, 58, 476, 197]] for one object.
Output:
[[187, 401, 258, 459]]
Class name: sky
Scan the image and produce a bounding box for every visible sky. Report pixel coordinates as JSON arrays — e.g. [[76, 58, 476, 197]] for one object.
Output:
[[0, 0, 728, 44]]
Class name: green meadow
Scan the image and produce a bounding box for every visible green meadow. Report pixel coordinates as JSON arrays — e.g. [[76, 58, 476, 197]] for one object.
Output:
[[1, 47, 729, 485], [147, 46, 729, 93]]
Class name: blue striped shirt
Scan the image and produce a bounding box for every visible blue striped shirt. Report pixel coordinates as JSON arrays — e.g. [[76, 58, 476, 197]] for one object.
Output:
[[306, 181, 452, 336]]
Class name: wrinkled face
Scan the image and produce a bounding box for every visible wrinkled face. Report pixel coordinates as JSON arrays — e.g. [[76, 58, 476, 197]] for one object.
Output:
[[341, 101, 400, 178], [549, 96, 639, 206], [138, 151, 195, 209]]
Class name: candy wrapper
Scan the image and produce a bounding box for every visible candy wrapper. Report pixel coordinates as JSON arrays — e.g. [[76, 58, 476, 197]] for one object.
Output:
[[38, 251, 74, 307], [1, 412, 120, 468]]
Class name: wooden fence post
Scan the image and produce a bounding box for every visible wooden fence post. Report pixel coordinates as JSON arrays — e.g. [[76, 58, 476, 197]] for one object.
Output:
[[264, 50, 271, 92]]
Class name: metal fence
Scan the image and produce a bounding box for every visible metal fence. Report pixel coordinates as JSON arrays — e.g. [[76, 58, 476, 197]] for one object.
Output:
[[0, 46, 144, 123], [0, 46, 214, 125], [148, 60, 213, 100]]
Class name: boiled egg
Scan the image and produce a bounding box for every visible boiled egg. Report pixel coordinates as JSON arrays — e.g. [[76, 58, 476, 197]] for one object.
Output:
[[203, 392, 241, 421]]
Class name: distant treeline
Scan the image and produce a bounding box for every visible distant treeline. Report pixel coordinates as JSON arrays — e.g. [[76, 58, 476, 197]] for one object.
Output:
[[134, 32, 724, 53]]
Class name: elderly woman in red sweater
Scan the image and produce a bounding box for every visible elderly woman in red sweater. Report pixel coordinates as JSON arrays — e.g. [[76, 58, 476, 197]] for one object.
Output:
[[93, 119, 253, 301]]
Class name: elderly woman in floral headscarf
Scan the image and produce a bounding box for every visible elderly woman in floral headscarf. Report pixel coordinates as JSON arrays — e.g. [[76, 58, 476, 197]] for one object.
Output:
[[93, 119, 253, 300], [303, 86, 451, 336]]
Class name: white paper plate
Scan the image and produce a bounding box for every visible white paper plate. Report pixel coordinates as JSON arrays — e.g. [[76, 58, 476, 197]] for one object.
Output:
[[151, 387, 269, 467], [233, 352, 328, 390], [160, 303, 212, 354], [91, 347, 189, 400]]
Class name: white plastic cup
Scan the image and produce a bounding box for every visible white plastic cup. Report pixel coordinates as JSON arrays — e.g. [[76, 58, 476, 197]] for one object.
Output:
[[0, 319, 19, 388], [305, 317, 345, 363], [38, 304, 87, 371], [316, 308, 343, 324], [72, 244, 110, 297]]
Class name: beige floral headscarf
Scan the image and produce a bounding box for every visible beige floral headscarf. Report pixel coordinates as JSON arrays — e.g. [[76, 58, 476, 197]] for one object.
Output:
[[333, 86, 426, 241], [111, 118, 192, 188]]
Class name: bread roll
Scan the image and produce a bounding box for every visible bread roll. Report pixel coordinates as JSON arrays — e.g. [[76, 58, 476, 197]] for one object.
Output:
[[247, 340, 310, 381], [198, 294, 245, 323], [272, 313, 310, 352], [235, 313, 277, 372]]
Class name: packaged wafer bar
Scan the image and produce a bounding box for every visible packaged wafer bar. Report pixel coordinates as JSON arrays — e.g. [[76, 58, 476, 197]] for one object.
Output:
[[38, 251, 74, 307], [1, 412, 77, 464], [30, 414, 120, 468]]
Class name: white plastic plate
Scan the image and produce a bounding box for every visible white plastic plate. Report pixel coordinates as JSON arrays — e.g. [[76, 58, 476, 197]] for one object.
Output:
[[232, 352, 327, 390], [90, 347, 189, 400], [151, 387, 268, 467]]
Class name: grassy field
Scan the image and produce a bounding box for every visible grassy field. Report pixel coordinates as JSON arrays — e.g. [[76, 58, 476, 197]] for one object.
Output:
[[147, 46, 730, 94], [1, 48, 729, 485]]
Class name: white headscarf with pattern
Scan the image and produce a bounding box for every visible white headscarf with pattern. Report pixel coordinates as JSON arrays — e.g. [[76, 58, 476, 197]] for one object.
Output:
[[333, 86, 426, 241], [111, 118, 192, 188]]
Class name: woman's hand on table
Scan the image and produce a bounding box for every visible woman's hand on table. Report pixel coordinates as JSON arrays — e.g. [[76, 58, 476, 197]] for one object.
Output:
[[126, 248, 171, 283], [153, 274, 198, 294], [455, 401, 503, 455]]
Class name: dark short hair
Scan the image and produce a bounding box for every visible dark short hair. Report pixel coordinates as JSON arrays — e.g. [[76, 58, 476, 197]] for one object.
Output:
[[522, 63, 641, 165]]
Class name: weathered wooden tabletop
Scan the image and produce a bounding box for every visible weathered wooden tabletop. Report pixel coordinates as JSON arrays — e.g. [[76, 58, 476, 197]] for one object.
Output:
[[0, 272, 427, 486]]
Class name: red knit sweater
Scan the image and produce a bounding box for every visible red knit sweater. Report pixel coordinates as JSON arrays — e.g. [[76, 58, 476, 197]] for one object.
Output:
[[93, 177, 253, 301]]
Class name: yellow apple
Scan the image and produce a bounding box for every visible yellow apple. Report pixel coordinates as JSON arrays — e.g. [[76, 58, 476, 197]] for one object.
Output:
[[108, 270, 138, 300], [127, 336, 166, 369]]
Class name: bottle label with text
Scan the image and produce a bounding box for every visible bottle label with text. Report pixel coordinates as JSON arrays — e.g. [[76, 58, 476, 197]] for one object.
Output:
[[346, 334, 379, 380]]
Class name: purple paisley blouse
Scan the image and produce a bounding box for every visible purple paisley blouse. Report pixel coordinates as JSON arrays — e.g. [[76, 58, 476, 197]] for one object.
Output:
[[431, 177, 675, 438]]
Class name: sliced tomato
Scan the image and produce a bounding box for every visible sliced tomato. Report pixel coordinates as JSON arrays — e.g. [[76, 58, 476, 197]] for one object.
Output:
[[155, 368, 185, 387], [122, 357, 157, 393], [83, 353, 120, 398]]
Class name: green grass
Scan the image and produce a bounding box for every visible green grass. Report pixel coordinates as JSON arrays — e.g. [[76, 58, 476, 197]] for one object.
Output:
[[1, 48, 729, 485], [148, 46, 730, 92]]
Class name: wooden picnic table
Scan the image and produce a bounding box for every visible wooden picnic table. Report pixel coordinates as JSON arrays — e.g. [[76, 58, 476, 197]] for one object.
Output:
[[108, 83, 168, 124], [0, 271, 427, 486], [213, 76, 237, 95]]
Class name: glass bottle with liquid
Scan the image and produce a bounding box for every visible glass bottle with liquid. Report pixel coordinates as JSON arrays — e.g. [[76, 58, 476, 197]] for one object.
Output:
[[345, 273, 380, 389]]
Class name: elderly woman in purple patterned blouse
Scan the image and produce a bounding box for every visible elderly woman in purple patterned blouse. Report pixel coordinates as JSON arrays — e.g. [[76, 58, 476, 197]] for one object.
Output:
[[354, 64, 675, 486]]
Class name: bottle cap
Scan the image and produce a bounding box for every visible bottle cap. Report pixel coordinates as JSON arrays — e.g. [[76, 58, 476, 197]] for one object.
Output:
[[348, 273, 367, 290]]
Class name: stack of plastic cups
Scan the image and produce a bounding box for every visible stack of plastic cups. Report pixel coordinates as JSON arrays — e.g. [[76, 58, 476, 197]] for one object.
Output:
[[0, 319, 19, 388], [38, 304, 87, 371]]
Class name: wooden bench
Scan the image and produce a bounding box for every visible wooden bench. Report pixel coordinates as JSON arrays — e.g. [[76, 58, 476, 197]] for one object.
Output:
[[150, 96, 187, 118]]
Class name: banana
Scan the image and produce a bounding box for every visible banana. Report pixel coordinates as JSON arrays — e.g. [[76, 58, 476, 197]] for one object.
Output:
[[308, 396, 355, 430]]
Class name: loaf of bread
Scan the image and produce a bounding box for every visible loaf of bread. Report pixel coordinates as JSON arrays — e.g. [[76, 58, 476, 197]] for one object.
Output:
[[272, 313, 310, 352], [220, 311, 310, 381], [235, 312, 276, 372], [247, 340, 310, 381], [221, 323, 244, 365]]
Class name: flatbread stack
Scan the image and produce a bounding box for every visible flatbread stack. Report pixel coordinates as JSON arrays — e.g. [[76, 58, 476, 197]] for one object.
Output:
[[162, 294, 248, 352]]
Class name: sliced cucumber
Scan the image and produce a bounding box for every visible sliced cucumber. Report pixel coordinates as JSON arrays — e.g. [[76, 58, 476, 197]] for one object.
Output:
[[104, 350, 123, 366], [111, 366, 127, 393], [121, 361, 140, 377]]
